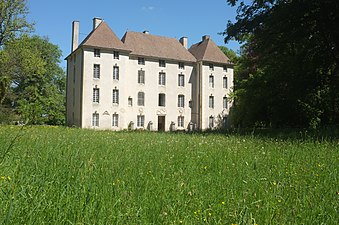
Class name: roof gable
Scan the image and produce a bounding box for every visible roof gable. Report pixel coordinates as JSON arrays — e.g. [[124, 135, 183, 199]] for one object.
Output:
[[80, 22, 129, 51], [189, 38, 231, 64], [122, 31, 196, 62]]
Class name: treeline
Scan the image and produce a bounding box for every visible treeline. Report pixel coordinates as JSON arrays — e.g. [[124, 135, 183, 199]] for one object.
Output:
[[0, 0, 65, 125], [224, 0, 339, 129]]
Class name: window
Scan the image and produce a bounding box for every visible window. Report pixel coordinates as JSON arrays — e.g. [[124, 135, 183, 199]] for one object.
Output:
[[178, 116, 184, 128], [159, 72, 166, 86], [178, 95, 185, 108], [179, 62, 185, 69], [138, 70, 145, 84], [209, 75, 214, 88], [178, 74, 185, 87], [209, 64, 214, 71], [223, 76, 228, 88], [138, 57, 145, 65], [113, 51, 119, 59], [209, 95, 214, 108], [209, 116, 214, 128], [223, 65, 228, 72], [128, 97, 133, 106], [138, 92, 145, 106], [137, 115, 145, 127], [159, 60, 166, 67], [223, 96, 228, 109], [112, 89, 119, 104], [94, 49, 100, 57], [92, 113, 99, 127], [93, 88, 99, 103], [158, 93, 166, 107], [112, 113, 119, 127], [113, 66, 119, 80], [93, 64, 100, 79]]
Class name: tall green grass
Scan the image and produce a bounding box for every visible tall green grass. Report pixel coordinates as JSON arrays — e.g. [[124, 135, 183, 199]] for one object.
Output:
[[0, 126, 338, 224]]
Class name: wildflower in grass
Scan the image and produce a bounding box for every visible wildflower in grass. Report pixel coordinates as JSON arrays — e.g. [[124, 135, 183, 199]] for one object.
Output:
[[1, 176, 5, 180], [7, 176, 11, 181], [221, 201, 225, 205]]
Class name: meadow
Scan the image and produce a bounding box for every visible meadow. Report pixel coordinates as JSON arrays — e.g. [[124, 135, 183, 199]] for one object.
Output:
[[0, 126, 338, 224]]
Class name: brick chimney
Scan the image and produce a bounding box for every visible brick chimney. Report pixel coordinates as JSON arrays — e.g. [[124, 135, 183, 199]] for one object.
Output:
[[93, 17, 103, 30], [179, 37, 188, 49], [71, 21, 79, 52]]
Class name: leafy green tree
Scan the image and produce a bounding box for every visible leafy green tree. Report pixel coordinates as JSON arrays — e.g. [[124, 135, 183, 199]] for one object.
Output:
[[224, 0, 339, 128], [3, 35, 65, 125], [0, 0, 33, 47]]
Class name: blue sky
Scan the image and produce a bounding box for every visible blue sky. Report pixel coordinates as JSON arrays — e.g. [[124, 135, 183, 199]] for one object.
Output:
[[27, 0, 240, 69]]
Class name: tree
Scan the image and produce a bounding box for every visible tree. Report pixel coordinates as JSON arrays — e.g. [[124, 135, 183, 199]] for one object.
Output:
[[224, 0, 339, 128], [0, 0, 33, 47], [2, 35, 65, 125]]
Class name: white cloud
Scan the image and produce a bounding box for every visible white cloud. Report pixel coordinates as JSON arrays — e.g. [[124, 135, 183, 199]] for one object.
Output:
[[141, 6, 155, 11]]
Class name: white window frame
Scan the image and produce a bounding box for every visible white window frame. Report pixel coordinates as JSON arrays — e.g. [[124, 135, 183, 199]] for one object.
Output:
[[113, 51, 119, 59], [138, 57, 145, 65], [138, 70, 145, 84], [128, 97, 133, 106], [112, 89, 119, 104], [112, 113, 119, 127], [94, 49, 100, 57], [138, 92, 145, 106], [159, 60, 166, 67], [113, 66, 119, 80], [159, 72, 166, 86], [179, 62, 185, 69], [93, 64, 100, 79], [223, 96, 228, 109], [223, 76, 228, 88], [92, 113, 99, 127], [209, 75, 214, 88], [158, 93, 166, 107], [178, 95, 185, 108], [93, 88, 99, 103], [137, 115, 145, 127], [178, 116, 184, 128], [178, 74, 185, 87], [209, 116, 214, 128], [209, 95, 214, 108]]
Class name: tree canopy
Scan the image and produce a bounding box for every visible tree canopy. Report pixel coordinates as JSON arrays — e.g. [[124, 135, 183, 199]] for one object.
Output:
[[0, 0, 65, 125], [224, 0, 339, 128]]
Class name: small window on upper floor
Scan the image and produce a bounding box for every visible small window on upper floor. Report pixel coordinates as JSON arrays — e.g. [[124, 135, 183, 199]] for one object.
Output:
[[209, 64, 214, 71], [159, 60, 166, 67], [223, 76, 228, 89], [209, 75, 214, 88], [113, 51, 119, 59], [179, 62, 185, 70], [94, 49, 100, 57], [138, 70, 145, 84], [178, 74, 185, 87], [93, 64, 100, 79], [159, 72, 166, 86], [223, 65, 228, 72], [113, 66, 119, 80], [138, 57, 145, 65], [158, 93, 166, 107], [128, 97, 133, 106]]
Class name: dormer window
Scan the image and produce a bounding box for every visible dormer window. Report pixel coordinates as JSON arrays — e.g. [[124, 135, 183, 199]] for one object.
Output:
[[94, 49, 100, 57], [159, 60, 166, 67], [138, 57, 145, 65], [113, 51, 119, 59], [179, 62, 185, 69]]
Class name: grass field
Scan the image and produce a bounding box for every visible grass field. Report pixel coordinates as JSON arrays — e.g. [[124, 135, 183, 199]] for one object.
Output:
[[0, 126, 338, 224]]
